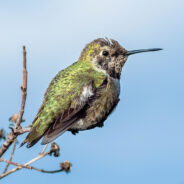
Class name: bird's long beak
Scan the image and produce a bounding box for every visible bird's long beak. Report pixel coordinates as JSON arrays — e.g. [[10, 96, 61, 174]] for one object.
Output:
[[126, 48, 163, 56]]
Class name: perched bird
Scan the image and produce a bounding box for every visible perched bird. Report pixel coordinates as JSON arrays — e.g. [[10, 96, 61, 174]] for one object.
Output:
[[22, 38, 162, 148]]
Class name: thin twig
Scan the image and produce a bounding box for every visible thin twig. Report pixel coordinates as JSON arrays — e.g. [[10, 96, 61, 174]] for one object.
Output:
[[13, 125, 31, 134], [29, 167, 64, 173], [41, 144, 48, 154], [0, 151, 51, 179], [15, 46, 27, 130], [3, 138, 17, 173], [0, 157, 64, 174], [0, 46, 28, 157], [0, 143, 68, 179], [0, 158, 32, 169]]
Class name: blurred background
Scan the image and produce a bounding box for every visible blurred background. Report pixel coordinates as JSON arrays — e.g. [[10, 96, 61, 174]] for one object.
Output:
[[0, 0, 184, 183]]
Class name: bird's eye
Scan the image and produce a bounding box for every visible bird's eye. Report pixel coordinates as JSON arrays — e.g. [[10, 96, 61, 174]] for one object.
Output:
[[102, 51, 109, 56]]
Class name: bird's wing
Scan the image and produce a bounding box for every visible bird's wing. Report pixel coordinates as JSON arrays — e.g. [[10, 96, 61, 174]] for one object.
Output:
[[42, 78, 108, 145], [23, 62, 106, 147], [41, 81, 95, 145]]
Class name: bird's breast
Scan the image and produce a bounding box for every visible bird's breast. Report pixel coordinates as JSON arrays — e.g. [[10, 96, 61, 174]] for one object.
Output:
[[71, 77, 120, 130]]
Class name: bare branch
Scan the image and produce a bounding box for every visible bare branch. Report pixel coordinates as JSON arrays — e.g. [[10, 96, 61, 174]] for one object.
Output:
[[13, 125, 31, 134], [14, 46, 27, 130], [40, 144, 48, 154], [0, 46, 28, 157], [30, 167, 64, 173], [0, 142, 69, 179], [3, 139, 17, 173], [0, 157, 32, 169], [0, 157, 71, 174], [0, 151, 51, 179], [31, 161, 72, 173]]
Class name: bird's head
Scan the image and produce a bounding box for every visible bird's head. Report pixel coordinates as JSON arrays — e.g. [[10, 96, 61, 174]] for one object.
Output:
[[79, 38, 162, 79]]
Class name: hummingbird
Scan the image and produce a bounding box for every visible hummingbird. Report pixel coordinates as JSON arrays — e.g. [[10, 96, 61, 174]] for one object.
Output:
[[22, 38, 162, 148]]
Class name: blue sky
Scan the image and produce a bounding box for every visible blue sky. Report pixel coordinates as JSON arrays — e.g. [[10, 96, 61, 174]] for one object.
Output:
[[0, 0, 184, 183]]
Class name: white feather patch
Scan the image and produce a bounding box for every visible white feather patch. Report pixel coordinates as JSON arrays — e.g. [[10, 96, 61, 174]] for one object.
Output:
[[80, 85, 94, 103], [77, 119, 84, 126]]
